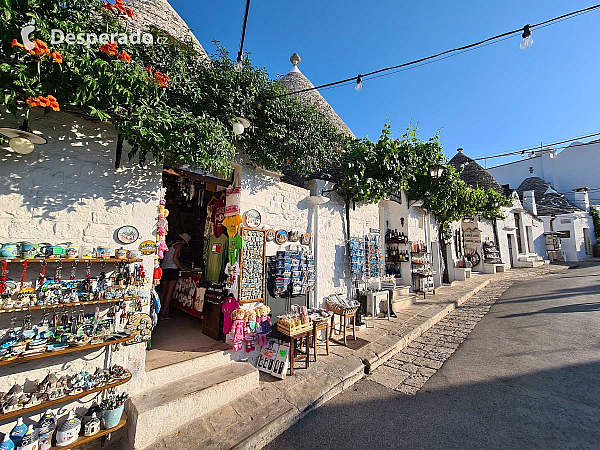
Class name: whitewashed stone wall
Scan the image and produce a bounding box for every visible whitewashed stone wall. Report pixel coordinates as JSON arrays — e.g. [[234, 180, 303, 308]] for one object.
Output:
[[0, 110, 161, 433]]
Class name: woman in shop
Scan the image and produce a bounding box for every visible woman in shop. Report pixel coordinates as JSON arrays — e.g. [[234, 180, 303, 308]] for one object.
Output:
[[159, 233, 191, 320]]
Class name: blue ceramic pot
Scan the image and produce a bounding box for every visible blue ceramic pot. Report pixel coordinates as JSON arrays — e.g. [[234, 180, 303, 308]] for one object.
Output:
[[101, 405, 124, 429]]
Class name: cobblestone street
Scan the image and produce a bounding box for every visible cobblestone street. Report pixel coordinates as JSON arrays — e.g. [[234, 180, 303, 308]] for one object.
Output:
[[369, 281, 514, 394]]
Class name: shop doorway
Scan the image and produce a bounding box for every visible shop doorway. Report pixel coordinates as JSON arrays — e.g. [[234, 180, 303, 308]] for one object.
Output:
[[507, 234, 515, 268], [146, 168, 232, 371]]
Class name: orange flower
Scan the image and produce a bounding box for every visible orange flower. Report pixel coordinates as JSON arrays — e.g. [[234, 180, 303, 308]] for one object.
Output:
[[30, 39, 50, 55], [37, 95, 51, 107], [26, 97, 40, 107], [117, 50, 131, 63], [99, 42, 118, 56], [144, 66, 152, 75], [126, 8, 135, 18], [11, 39, 23, 49], [50, 51, 63, 63], [155, 71, 170, 87], [115, 3, 126, 13], [115, 0, 123, 4]]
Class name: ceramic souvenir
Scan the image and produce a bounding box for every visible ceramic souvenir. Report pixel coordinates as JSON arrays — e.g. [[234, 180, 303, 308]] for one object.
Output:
[[115, 248, 128, 260], [116, 226, 139, 244], [138, 240, 157, 256], [80, 246, 95, 259], [37, 410, 56, 450], [300, 233, 311, 246], [96, 247, 111, 259], [45, 245, 66, 258], [0, 434, 14, 450], [56, 411, 81, 447], [65, 245, 78, 258], [126, 250, 139, 259], [275, 230, 288, 245], [16, 288, 36, 307], [83, 413, 100, 437], [9, 417, 27, 446], [20, 243, 37, 260], [288, 231, 299, 242], [265, 229, 275, 242], [0, 244, 19, 258], [18, 425, 38, 450], [242, 209, 261, 228]]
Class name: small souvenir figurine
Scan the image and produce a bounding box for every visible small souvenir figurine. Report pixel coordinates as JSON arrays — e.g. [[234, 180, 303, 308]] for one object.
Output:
[[229, 309, 246, 352], [20, 243, 37, 260], [56, 411, 81, 447], [9, 417, 28, 447], [36, 409, 57, 450], [0, 433, 15, 450], [244, 310, 259, 353], [17, 425, 38, 450], [83, 413, 100, 437], [257, 305, 272, 346], [80, 246, 95, 259], [65, 245, 78, 258]]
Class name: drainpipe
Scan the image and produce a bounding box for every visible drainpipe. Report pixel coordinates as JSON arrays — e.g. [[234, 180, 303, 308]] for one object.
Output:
[[308, 195, 329, 308]]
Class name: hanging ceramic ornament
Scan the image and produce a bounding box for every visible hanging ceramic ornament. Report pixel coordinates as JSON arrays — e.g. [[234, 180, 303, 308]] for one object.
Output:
[[266, 230, 275, 242], [275, 230, 288, 245], [17, 425, 38, 450]]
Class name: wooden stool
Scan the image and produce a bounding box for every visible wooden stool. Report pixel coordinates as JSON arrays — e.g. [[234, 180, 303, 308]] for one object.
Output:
[[287, 330, 311, 375], [310, 320, 330, 361], [330, 311, 357, 346]]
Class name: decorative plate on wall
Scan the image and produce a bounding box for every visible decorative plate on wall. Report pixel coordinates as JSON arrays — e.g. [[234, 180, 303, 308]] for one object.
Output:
[[116, 226, 139, 244], [300, 233, 311, 246], [275, 230, 288, 245], [266, 229, 276, 242], [288, 231, 299, 242], [243, 209, 262, 228]]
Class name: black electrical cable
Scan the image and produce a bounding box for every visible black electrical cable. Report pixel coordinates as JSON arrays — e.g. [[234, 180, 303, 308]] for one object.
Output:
[[237, 0, 251, 65], [265, 3, 600, 100], [473, 132, 600, 161]]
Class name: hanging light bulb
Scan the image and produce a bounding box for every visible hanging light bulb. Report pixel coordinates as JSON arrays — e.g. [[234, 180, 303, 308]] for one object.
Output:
[[520, 24, 533, 50], [235, 54, 244, 73], [355, 75, 363, 91], [230, 117, 250, 135], [9, 137, 34, 154]]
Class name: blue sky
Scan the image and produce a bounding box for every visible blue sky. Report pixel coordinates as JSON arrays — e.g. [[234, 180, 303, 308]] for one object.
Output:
[[171, 0, 600, 166]]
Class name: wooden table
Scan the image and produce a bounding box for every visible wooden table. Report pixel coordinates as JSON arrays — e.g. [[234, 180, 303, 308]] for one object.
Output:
[[311, 319, 330, 362], [279, 328, 312, 376], [330, 309, 357, 346]]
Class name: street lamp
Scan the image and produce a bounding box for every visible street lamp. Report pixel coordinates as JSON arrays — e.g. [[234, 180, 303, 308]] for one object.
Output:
[[0, 120, 47, 154], [429, 164, 446, 179]]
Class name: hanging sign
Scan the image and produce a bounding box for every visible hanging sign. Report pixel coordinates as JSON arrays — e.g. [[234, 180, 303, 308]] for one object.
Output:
[[139, 240, 157, 255]]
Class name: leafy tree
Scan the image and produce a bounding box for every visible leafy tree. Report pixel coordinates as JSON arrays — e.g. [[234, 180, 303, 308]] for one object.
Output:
[[0, 0, 348, 176]]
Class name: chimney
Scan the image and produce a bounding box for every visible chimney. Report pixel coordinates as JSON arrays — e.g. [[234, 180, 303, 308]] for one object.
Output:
[[522, 190, 537, 215], [572, 187, 590, 212]]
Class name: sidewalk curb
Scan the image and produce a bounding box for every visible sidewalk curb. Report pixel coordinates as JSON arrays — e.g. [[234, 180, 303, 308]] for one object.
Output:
[[363, 278, 493, 374], [233, 359, 365, 450]]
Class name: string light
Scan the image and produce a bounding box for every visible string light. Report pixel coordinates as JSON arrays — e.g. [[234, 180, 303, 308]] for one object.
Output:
[[265, 3, 600, 100], [355, 75, 363, 91]]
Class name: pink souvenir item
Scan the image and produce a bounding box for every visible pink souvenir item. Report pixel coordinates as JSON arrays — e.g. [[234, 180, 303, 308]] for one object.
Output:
[[257, 305, 272, 346], [221, 295, 240, 335], [229, 309, 246, 352]]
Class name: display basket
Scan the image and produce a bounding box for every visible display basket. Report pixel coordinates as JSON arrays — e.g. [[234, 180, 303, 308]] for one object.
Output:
[[326, 302, 359, 316], [277, 321, 313, 336]]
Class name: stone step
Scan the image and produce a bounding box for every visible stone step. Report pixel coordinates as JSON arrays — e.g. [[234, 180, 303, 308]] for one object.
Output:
[[142, 348, 238, 392], [127, 361, 259, 450]]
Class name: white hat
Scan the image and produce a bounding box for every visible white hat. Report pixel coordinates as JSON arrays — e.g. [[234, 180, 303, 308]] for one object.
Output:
[[179, 233, 191, 244]]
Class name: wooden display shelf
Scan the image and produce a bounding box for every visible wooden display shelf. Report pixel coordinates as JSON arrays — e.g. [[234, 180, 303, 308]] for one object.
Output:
[[0, 296, 137, 314], [0, 258, 142, 264], [0, 373, 131, 421], [49, 412, 127, 450], [0, 335, 133, 368]]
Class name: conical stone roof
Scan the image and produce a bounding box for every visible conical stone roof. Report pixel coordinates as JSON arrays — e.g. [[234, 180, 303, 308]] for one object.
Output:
[[449, 149, 504, 194], [126, 0, 208, 58], [279, 54, 354, 137]]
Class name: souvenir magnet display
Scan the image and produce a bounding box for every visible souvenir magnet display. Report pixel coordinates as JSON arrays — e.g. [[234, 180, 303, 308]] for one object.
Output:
[[116, 225, 139, 244], [242, 209, 261, 228], [275, 230, 288, 245]]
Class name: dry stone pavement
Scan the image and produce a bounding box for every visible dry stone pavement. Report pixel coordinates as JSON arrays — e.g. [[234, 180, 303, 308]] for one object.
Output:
[[368, 280, 515, 395]]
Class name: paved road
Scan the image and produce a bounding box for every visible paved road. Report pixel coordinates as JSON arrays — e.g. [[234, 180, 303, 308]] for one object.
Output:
[[266, 263, 600, 450]]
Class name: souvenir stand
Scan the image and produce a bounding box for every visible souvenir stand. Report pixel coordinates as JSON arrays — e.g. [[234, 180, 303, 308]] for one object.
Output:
[[0, 249, 146, 448], [544, 232, 563, 261], [410, 241, 436, 298]]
